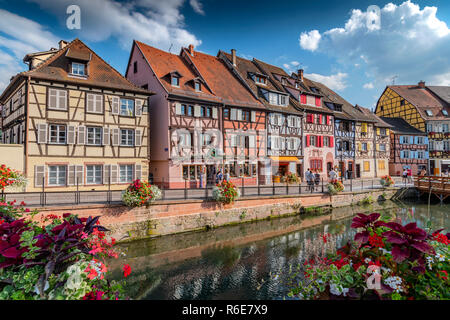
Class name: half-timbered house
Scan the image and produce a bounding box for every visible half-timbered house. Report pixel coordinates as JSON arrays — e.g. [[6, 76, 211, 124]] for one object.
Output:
[[376, 82, 450, 175], [381, 117, 428, 176], [286, 71, 335, 179], [218, 50, 303, 183], [126, 42, 264, 188], [0, 39, 153, 192], [354, 105, 392, 178]]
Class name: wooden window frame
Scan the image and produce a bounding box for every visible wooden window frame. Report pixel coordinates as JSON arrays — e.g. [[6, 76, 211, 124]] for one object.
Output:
[[120, 129, 135, 146], [171, 76, 180, 87], [48, 124, 67, 145], [86, 164, 103, 185], [71, 62, 86, 77], [120, 98, 135, 117], [119, 163, 134, 184], [47, 88, 68, 111], [48, 165, 67, 186], [86, 126, 103, 146]]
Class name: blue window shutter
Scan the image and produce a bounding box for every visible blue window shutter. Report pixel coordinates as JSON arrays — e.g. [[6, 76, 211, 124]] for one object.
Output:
[[424, 137, 429, 145], [410, 136, 414, 144], [400, 150, 403, 158], [414, 136, 418, 144], [425, 151, 429, 159]]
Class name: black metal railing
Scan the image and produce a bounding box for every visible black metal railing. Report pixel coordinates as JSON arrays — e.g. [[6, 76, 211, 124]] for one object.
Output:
[[0, 176, 412, 208]]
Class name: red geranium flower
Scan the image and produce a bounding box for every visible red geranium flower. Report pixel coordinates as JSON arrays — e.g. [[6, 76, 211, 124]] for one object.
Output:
[[123, 264, 132, 278]]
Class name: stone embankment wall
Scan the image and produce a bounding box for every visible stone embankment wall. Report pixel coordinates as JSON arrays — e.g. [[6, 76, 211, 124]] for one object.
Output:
[[34, 188, 398, 241]]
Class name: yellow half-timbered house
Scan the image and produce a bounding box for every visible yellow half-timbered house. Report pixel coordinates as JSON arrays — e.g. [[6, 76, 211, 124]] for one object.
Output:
[[0, 39, 154, 191], [376, 81, 450, 175]]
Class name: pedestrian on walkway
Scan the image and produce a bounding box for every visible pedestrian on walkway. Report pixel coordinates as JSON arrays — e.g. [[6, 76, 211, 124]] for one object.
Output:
[[216, 169, 224, 184], [407, 168, 412, 183], [402, 168, 408, 184], [314, 170, 320, 191], [199, 166, 205, 188], [329, 168, 337, 182], [305, 168, 313, 193], [224, 169, 230, 182]]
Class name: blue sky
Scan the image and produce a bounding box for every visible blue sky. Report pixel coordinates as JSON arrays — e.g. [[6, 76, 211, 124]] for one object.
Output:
[[0, 0, 449, 110]]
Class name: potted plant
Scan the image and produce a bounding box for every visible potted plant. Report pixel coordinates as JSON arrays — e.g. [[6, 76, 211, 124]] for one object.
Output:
[[122, 179, 162, 207], [380, 175, 394, 188], [213, 180, 240, 204], [327, 179, 344, 195], [0, 165, 27, 191]]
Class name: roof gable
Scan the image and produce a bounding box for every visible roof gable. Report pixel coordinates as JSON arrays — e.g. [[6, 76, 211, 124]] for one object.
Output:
[[389, 85, 449, 120], [23, 39, 151, 94]]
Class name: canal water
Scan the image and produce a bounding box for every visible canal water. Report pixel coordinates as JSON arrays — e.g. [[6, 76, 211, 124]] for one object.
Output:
[[108, 200, 449, 300]]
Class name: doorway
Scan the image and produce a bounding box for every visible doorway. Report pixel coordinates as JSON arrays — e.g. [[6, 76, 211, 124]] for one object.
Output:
[[339, 161, 345, 178], [327, 162, 333, 174], [348, 161, 354, 179], [356, 164, 361, 178], [206, 165, 216, 185]]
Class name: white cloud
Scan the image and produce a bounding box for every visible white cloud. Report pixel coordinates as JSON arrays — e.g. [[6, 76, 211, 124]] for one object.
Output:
[[282, 61, 303, 74], [305, 72, 348, 91], [363, 82, 374, 89], [28, 0, 202, 51], [0, 1, 203, 91], [0, 10, 61, 92], [299, 30, 321, 51], [189, 0, 204, 15], [298, 1, 450, 86]]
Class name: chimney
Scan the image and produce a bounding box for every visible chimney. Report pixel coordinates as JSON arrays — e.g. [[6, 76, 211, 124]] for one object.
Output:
[[418, 80, 426, 88], [58, 40, 69, 50], [188, 44, 195, 57], [298, 69, 304, 82], [231, 49, 237, 67]]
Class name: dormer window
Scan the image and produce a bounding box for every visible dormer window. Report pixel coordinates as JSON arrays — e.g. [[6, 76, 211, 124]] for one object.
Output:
[[442, 110, 448, 117], [426, 110, 433, 117], [281, 78, 287, 85], [195, 81, 201, 91], [171, 76, 180, 87], [255, 75, 266, 85], [71, 62, 86, 76], [310, 87, 319, 94], [295, 82, 299, 89]]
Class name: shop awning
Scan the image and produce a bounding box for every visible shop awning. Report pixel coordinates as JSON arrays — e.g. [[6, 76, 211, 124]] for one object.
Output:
[[269, 156, 301, 162]]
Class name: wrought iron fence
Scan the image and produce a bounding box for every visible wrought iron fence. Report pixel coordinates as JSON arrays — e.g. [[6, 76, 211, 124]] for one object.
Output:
[[0, 176, 412, 208]]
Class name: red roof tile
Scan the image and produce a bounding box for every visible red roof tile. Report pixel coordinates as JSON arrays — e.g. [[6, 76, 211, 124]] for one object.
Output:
[[136, 41, 262, 108]]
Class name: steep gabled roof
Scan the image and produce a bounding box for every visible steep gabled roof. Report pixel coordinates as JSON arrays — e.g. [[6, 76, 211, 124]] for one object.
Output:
[[136, 42, 262, 108], [427, 86, 450, 105], [2, 39, 153, 102], [135, 41, 208, 98], [388, 85, 449, 120], [356, 105, 392, 127], [380, 117, 426, 135], [185, 49, 262, 108], [27, 39, 151, 94], [251, 58, 333, 114], [219, 51, 301, 114]]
